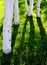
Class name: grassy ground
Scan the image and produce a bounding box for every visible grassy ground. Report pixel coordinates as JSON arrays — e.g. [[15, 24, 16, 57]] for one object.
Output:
[[0, 0, 47, 65]]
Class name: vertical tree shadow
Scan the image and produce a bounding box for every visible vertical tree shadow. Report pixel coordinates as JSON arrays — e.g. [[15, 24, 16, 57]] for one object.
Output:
[[13, 15, 28, 65], [29, 16, 35, 51], [20, 16, 35, 49], [37, 17, 47, 65], [27, 16, 35, 65], [29, 16, 35, 42], [20, 15, 28, 43], [37, 17, 46, 38], [12, 24, 19, 50], [13, 16, 35, 65]]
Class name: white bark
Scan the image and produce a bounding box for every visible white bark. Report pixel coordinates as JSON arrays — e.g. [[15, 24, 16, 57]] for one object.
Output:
[[25, 0, 33, 16], [3, 0, 14, 54], [29, 0, 33, 15], [14, 0, 19, 25], [25, 0, 40, 17], [24, 0, 29, 14], [28, 0, 33, 16], [36, 0, 40, 17]]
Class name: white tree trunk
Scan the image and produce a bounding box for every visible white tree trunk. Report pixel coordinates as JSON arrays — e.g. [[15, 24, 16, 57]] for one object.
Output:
[[3, 0, 14, 54], [29, 0, 33, 15], [25, 0, 33, 16], [36, 0, 40, 17], [28, 0, 33, 16], [14, 0, 19, 25], [24, 0, 29, 14], [25, 0, 40, 17]]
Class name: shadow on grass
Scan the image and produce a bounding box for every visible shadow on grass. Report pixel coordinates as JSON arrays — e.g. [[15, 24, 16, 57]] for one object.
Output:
[[1, 53, 12, 65], [27, 16, 36, 65], [13, 16, 36, 65], [13, 15, 28, 65], [12, 24, 19, 50], [37, 17, 47, 65], [37, 17, 46, 38], [20, 15, 28, 43], [13, 16, 47, 65]]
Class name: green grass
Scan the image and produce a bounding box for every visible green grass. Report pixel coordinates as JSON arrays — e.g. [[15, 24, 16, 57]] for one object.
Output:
[[0, 0, 47, 65]]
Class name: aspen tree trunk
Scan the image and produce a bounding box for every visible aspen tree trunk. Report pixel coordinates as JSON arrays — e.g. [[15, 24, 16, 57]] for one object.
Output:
[[14, 0, 19, 25], [3, 0, 14, 54], [25, 0, 33, 16], [29, 0, 33, 16], [24, 0, 29, 15], [36, 0, 40, 17], [28, 0, 33, 16]]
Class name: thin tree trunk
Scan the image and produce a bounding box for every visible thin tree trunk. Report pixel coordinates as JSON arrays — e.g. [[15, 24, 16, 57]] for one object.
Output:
[[29, 0, 33, 15], [3, 0, 14, 54], [25, 0, 33, 16], [14, 0, 19, 25], [25, 0, 40, 17], [36, 0, 40, 17], [28, 0, 33, 16], [24, 0, 29, 15]]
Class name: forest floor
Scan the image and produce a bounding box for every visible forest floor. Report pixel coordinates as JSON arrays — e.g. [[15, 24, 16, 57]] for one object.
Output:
[[0, 0, 47, 65]]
